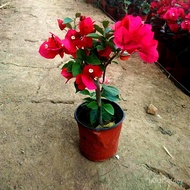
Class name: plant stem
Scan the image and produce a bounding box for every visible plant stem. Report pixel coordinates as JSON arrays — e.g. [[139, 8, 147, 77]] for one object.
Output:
[[102, 52, 119, 83], [95, 79, 103, 126], [95, 52, 120, 126]]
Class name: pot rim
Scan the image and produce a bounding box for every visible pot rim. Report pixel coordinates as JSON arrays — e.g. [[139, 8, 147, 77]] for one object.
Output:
[[74, 100, 125, 131]]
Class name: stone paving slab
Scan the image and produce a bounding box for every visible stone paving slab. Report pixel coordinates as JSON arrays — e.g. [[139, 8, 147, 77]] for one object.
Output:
[[0, 0, 190, 190]]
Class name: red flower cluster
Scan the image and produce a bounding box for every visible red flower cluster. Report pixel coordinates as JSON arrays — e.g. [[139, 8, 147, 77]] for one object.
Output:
[[113, 15, 158, 63], [61, 16, 94, 58], [150, 0, 190, 33], [38, 33, 65, 59], [76, 65, 102, 90], [39, 14, 158, 91]]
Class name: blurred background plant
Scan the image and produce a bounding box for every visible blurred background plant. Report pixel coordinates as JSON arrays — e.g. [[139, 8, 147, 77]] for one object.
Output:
[[149, 0, 190, 94]]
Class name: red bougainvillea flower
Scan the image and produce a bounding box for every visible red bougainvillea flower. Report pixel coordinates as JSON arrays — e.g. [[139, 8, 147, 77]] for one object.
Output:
[[39, 33, 65, 59], [62, 29, 80, 56], [181, 19, 190, 32], [79, 17, 94, 35], [77, 36, 93, 49], [75, 74, 86, 90], [113, 15, 142, 53], [150, 1, 158, 9], [168, 22, 180, 32], [177, 8, 186, 19], [186, 12, 190, 20], [163, 7, 183, 22], [157, 6, 170, 18], [57, 19, 67, 30], [113, 15, 158, 63], [75, 65, 102, 90], [98, 46, 112, 59], [61, 68, 73, 83], [138, 39, 158, 63]]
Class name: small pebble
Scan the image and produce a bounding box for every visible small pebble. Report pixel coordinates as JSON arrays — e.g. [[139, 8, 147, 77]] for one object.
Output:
[[156, 114, 162, 119], [19, 161, 23, 165], [146, 104, 158, 115], [115, 155, 120, 160]]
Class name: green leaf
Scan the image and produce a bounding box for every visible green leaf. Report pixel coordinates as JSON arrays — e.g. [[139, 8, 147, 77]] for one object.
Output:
[[102, 85, 119, 96], [75, 13, 81, 18], [89, 92, 96, 99], [102, 103, 114, 115], [142, 9, 149, 15], [87, 101, 98, 110], [102, 85, 120, 101], [96, 44, 105, 51], [102, 93, 120, 102], [112, 60, 118, 64], [102, 109, 113, 122], [90, 109, 98, 124], [80, 90, 90, 95], [66, 23, 72, 29], [72, 61, 82, 76], [76, 49, 86, 62], [62, 60, 74, 72], [87, 33, 103, 39], [102, 20, 109, 28], [83, 97, 96, 102], [86, 55, 101, 65], [94, 24, 104, 35], [63, 17, 73, 24], [105, 33, 114, 39], [105, 27, 112, 34], [125, 0, 132, 5]]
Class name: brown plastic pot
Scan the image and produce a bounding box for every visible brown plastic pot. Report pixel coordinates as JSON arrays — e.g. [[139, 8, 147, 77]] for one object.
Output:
[[74, 99, 125, 162]]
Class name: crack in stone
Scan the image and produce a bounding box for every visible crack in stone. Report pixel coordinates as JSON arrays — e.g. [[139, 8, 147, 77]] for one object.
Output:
[[0, 62, 56, 69], [31, 99, 74, 104], [24, 38, 39, 43], [121, 65, 127, 71], [144, 164, 190, 189], [36, 86, 41, 94], [56, 62, 64, 68], [0, 99, 75, 105], [0, 100, 24, 105]]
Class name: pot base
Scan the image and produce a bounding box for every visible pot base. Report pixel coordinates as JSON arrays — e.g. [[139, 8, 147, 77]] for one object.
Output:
[[78, 123, 122, 161], [74, 100, 125, 162]]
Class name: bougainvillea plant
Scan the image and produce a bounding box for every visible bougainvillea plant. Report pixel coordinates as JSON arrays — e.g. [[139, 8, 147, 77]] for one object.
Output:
[[150, 0, 190, 34], [39, 13, 158, 128]]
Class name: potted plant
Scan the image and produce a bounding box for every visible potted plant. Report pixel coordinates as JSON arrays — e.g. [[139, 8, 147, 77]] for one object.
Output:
[[149, 0, 190, 93], [98, 0, 107, 10], [106, 0, 117, 7], [117, 0, 151, 21], [38, 13, 158, 161], [150, 0, 190, 35], [105, 0, 118, 18], [134, 0, 151, 16]]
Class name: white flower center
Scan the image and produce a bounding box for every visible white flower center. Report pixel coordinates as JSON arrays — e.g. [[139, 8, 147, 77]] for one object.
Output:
[[89, 69, 93, 73], [71, 36, 75, 40]]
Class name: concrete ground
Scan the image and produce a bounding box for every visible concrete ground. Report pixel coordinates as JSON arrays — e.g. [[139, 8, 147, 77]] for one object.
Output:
[[0, 0, 190, 189]]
